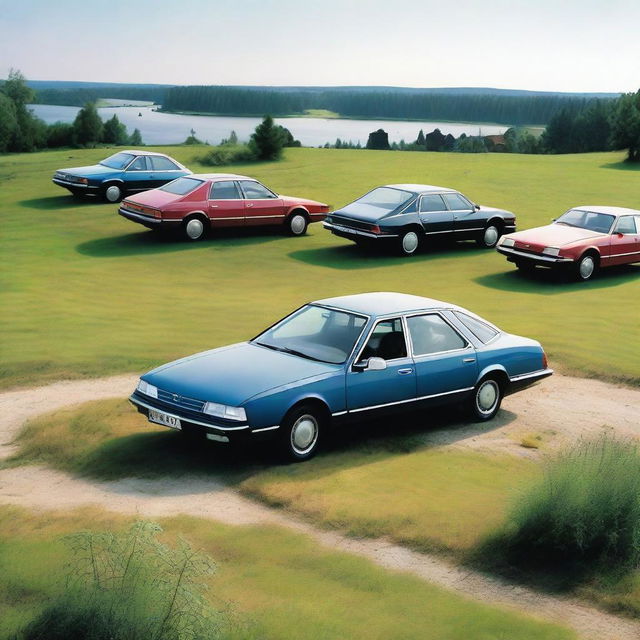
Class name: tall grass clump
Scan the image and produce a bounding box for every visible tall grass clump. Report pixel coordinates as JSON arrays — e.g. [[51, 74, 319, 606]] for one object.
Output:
[[197, 144, 257, 166], [483, 437, 640, 578], [18, 521, 234, 640]]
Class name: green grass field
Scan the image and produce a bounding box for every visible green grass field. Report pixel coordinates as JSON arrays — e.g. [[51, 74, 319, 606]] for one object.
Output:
[[0, 506, 575, 640], [1, 146, 639, 389]]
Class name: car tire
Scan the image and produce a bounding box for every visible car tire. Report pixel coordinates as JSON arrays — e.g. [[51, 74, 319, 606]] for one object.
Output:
[[574, 252, 598, 281], [102, 183, 124, 203], [287, 212, 308, 236], [182, 216, 208, 241], [397, 229, 421, 256], [280, 404, 323, 462], [477, 223, 501, 248], [470, 377, 503, 421]]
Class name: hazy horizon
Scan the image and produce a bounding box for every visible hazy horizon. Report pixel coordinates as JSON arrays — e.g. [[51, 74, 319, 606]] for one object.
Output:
[[2, 0, 638, 94]]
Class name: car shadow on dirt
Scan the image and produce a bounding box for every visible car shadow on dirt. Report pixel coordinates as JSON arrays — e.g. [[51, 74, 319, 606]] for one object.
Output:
[[475, 264, 640, 293], [289, 240, 490, 270], [76, 227, 288, 258], [75, 404, 514, 487]]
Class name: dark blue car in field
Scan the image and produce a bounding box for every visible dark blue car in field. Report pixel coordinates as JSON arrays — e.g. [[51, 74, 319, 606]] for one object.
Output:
[[52, 150, 191, 202], [130, 292, 552, 461]]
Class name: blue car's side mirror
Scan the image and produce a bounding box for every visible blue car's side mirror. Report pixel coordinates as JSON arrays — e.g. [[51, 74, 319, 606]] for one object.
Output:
[[353, 357, 387, 372]]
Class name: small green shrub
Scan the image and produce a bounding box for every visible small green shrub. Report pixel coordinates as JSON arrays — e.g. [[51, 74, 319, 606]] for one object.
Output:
[[18, 521, 231, 640], [197, 144, 257, 166], [483, 437, 640, 577]]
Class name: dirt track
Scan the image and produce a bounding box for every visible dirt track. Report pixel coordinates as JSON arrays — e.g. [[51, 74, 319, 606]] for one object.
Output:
[[1, 372, 640, 640]]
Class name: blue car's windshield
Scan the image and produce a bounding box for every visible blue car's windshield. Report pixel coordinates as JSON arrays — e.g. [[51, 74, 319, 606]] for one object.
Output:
[[555, 209, 615, 234], [100, 152, 135, 169], [253, 304, 368, 364], [351, 187, 413, 211], [160, 177, 204, 195]]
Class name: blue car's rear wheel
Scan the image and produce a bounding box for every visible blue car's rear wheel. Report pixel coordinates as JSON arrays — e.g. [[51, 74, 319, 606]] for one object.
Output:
[[471, 377, 503, 421], [281, 404, 323, 462]]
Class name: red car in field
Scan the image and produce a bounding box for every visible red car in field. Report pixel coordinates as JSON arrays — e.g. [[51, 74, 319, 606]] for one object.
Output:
[[118, 173, 329, 240], [496, 206, 640, 281]]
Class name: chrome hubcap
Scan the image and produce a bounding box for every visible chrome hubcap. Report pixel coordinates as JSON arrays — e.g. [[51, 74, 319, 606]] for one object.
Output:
[[579, 256, 595, 279], [402, 232, 419, 254], [290, 215, 306, 234], [186, 219, 204, 240], [105, 185, 121, 202], [476, 380, 499, 415], [290, 414, 318, 455], [484, 226, 499, 247]]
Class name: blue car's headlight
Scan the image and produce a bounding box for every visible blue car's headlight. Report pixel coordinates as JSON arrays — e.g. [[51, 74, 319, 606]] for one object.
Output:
[[137, 379, 158, 398], [203, 402, 247, 422]]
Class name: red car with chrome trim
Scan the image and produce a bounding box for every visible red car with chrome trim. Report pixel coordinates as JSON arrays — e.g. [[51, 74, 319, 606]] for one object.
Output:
[[118, 173, 329, 241], [496, 206, 640, 281]]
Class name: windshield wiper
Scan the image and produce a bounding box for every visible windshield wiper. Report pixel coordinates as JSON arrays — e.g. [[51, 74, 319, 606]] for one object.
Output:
[[555, 221, 576, 227], [253, 341, 280, 351], [277, 346, 325, 362], [254, 341, 329, 363]]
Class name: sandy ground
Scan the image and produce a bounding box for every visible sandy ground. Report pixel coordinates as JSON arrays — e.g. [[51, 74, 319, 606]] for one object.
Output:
[[1, 372, 640, 640]]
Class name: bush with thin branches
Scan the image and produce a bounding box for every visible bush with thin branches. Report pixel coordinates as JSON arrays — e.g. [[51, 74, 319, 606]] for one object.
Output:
[[19, 521, 233, 640]]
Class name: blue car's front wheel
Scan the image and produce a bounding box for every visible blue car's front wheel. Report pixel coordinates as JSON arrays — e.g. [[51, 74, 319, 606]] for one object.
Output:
[[102, 183, 124, 203], [281, 404, 323, 462]]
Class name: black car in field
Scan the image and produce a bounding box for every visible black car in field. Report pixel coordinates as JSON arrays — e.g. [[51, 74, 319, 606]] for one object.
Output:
[[323, 184, 516, 256]]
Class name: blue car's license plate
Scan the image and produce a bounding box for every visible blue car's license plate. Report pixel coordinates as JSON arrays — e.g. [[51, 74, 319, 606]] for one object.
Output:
[[148, 409, 181, 430]]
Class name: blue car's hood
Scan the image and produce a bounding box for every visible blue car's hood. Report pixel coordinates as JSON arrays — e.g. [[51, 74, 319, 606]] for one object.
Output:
[[59, 164, 120, 178], [143, 342, 339, 406], [332, 202, 401, 223]]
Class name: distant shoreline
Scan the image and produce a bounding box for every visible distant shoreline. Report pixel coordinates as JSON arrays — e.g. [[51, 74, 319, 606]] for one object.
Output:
[[157, 107, 545, 129]]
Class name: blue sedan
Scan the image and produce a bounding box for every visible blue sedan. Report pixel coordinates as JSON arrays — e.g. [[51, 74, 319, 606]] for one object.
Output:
[[52, 150, 191, 202], [130, 292, 552, 461]]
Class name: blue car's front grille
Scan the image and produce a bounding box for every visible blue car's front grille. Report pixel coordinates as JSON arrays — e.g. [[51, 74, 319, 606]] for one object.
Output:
[[157, 388, 206, 412]]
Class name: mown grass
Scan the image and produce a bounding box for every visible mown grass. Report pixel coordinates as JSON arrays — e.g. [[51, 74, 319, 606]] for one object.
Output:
[[0, 146, 639, 389], [0, 506, 576, 640]]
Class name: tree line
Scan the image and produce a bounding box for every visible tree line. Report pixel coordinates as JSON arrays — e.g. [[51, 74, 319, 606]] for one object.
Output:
[[351, 88, 639, 161], [0, 70, 142, 152], [542, 91, 640, 159], [161, 85, 612, 125]]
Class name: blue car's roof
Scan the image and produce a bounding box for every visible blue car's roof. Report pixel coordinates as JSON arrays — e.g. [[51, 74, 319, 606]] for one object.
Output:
[[315, 292, 454, 317], [386, 184, 457, 194]]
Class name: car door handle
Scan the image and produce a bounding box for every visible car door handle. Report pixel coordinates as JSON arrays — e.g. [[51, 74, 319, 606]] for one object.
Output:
[[463, 358, 476, 363], [246, 203, 254, 207], [398, 368, 413, 375], [209, 204, 218, 208]]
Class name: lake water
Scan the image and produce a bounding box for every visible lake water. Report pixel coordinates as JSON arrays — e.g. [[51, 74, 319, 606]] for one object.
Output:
[[29, 104, 508, 147]]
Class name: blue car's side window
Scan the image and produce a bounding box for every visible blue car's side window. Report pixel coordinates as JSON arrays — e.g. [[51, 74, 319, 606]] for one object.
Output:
[[407, 314, 467, 356], [360, 318, 407, 361], [150, 156, 180, 171], [127, 156, 148, 171]]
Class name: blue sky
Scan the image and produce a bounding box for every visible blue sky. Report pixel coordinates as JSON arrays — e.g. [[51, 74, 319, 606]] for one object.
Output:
[[1, 0, 638, 92]]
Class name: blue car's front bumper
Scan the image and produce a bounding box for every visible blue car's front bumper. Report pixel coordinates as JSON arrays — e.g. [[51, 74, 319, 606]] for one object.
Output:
[[129, 391, 280, 444]]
